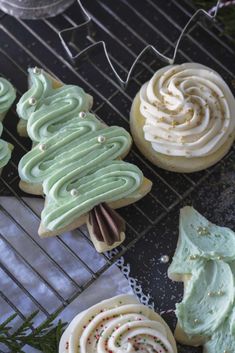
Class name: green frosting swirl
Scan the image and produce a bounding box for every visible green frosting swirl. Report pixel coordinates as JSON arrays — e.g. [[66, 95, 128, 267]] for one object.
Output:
[[0, 77, 16, 115], [16, 68, 52, 120], [0, 122, 11, 169], [168, 206, 235, 353], [27, 85, 92, 142], [16, 68, 92, 136], [19, 114, 143, 231]]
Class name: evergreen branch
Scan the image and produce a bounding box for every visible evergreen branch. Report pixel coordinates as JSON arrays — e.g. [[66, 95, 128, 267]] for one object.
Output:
[[193, 0, 235, 38], [0, 311, 67, 353]]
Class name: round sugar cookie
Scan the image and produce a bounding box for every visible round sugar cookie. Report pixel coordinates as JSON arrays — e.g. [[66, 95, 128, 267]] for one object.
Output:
[[130, 63, 235, 173]]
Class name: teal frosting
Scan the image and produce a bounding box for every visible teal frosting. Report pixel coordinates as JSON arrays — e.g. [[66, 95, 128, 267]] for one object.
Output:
[[19, 114, 143, 231], [0, 122, 11, 169], [16, 68, 92, 135], [0, 77, 16, 115], [168, 206, 235, 353], [16, 68, 52, 120], [27, 85, 92, 142]]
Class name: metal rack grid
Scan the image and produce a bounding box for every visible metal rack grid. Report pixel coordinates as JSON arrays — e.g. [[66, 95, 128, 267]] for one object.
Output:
[[0, 0, 234, 349]]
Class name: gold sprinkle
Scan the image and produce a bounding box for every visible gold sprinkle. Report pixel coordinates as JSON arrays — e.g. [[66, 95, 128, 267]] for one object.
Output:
[[217, 256, 223, 260], [158, 117, 164, 123], [194, 319, 200, 324], [217, 290, 224, 296], [207, 291, 224, 297], [197, 226, 210, 236], [189, 255, 199, 260], [171, 120, 178, 127]]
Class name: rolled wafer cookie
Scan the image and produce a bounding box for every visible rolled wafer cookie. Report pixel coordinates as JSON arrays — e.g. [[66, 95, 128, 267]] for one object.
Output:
[[59, 294, 177, 353]]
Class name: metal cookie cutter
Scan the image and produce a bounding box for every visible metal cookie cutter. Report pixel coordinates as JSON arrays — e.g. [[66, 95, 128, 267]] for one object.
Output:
[[59, 0, 221, 87]]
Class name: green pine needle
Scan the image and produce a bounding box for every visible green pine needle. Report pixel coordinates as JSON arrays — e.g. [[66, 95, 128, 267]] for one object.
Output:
[[0, 311, 67, 353], [193, 0, 235, 39]]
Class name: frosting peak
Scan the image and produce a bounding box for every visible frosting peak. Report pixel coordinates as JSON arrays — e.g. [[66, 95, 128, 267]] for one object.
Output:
[[140, 63, 235, 157], [16, 68, 93, 141]]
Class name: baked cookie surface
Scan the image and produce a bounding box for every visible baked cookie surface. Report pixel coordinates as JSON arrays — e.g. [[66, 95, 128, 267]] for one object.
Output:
[[130, 63, 235, 172]]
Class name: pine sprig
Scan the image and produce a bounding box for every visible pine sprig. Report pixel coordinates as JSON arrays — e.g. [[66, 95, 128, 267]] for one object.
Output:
[[193, 0, 235, 39], [0, 311, 67, 353]]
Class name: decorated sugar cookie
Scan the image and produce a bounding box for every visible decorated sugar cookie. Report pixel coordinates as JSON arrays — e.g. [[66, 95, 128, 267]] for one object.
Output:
[[0, 77, 16, 174], [17, 69, 152, 252], [59, 295, 177, 353], [168, 206, 235, 352], [130, 63, 235, 172], [16, 67, 93, 138], [0, 77, 16, 121], [0, 122, 13, 175]]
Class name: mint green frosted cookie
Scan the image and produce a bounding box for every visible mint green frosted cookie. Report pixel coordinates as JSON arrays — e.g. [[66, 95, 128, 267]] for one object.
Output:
[[0, 77, 16, 121], [169, 206, 235, 353]]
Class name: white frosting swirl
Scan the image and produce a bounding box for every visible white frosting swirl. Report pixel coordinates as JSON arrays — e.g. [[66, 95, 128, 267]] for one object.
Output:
[[59, 295, 175, 353], [140, 63, 235, 157]]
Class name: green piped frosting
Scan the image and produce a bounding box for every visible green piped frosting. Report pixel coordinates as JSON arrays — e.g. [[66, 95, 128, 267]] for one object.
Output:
[[18, 68, 145, 232], [16, 68, 52, 121], [0, 77, 15, 169], [168, 206, 235, 353], [19, 113, 143, 231], [16, 68, 92, 141], [0, 122, 11, 169], [0, 77, 16, 115]]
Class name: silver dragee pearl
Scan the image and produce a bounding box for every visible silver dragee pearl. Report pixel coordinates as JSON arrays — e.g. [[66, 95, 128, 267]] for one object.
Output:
[[98, 135, 106, 143], [79, 111, 87, 119], [39, 144, 47, 152], [29, 97, 37, 106], [160, 255, 170, 263], [70, 189, 78, 197], [33, 67, 41, 74]]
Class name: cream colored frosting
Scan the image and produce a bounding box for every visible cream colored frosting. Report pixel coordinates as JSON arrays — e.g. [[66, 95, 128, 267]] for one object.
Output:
[[59, 295, 175, 353], [140, 63, 235, 157]]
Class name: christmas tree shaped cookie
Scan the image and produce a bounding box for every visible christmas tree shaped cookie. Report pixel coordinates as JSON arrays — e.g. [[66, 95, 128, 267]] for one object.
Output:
[[168, 206, 235, 352], [18, 68, 152, 252]]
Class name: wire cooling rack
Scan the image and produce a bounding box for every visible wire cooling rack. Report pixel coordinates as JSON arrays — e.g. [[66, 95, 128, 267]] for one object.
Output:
[[0, 0, 234, 351]]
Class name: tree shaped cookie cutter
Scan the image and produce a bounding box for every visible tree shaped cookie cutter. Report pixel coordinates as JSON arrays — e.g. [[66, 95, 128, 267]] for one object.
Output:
[[59, 0, 222, 87]]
